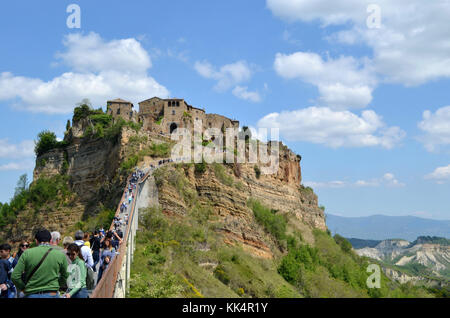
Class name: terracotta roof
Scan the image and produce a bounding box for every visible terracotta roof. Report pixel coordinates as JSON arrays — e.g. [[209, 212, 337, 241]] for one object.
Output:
[[107, 98, 132, 104]]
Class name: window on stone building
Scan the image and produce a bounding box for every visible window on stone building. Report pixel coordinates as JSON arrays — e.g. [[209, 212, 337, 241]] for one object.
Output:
[[117, 108, 120, 115], [176, 101, 180, 106], [172, 110, 176, 115]]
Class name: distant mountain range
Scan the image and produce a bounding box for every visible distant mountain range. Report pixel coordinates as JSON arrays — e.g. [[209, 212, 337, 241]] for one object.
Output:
[[326, 214, 450, 241], [352, 237, 450, 285]]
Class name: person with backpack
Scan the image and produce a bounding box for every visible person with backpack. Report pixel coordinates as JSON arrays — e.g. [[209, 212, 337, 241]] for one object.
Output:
[[74, 230, 94, 269], [90, 231, 101, 272], [64, 244, 88, 298], [11, 229, 68, 298], [0, 244, 17, 298]]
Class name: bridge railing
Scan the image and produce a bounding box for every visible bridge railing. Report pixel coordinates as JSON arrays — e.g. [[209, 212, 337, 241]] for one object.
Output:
[[91, 170, 151, 298]]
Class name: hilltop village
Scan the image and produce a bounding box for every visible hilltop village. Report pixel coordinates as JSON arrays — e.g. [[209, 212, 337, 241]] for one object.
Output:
[[106, 97, 240, 135]]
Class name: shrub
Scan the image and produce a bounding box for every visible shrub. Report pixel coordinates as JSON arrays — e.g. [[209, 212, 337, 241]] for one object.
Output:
[[248, 199, 287, 244], [195, 160, 207, 174], [147, 142, 171, 157], [73, 103, 92, 122], [121, 155, 139, 172], [155, 116, 163, 125], [34, 130, 58, 156], [213, 163, 233, 186], [213, 265, 230, 285], [334, 234, 353, 254], [90, 113, 112, 128], [278, 254, 303, 284], [254, 165, 261, 179]]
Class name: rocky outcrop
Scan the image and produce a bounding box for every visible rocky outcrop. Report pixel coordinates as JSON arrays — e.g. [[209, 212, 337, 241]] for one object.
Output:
[[155, 143, 326, 259], [355, 239, 450, 284]]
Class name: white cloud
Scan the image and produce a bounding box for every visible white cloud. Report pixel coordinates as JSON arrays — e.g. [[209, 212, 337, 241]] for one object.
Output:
[[0, 160, 35, 171], [306, 172, 404, 189], [274, 52, 375, 109], [232, 86, 261, 103], [55, 33, 152, 74], [425, 165, 450, 183], [194, 60, 253, 91], [0, 139, 35, 159], [355, 173, 405, 187], [303, 181, 347, 189], [418, 106, 450, 152], [194, 60, 262, 102], [257, 107, 405, 149], [267, 0, 450, 86], [0, 32, 169, 114]]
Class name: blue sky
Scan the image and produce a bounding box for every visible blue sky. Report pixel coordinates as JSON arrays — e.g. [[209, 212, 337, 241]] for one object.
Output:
[[1, 1, 450, 220]]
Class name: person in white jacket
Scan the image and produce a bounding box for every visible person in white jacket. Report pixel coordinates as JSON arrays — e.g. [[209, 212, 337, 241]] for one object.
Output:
[[74, 230, 94, 269]]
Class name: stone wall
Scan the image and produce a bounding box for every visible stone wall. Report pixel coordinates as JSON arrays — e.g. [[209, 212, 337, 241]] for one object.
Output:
[[107, 101, 136, 122]]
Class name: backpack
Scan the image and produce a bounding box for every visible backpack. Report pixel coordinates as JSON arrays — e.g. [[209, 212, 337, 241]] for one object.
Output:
[[85, 265, 95, 290]]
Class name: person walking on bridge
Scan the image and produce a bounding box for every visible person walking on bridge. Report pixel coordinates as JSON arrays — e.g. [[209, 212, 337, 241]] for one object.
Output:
[[64, 244, 88, 298], [11, 229, 68, 298], [97, 237, 116, 284], [74, 231, 94, 269]]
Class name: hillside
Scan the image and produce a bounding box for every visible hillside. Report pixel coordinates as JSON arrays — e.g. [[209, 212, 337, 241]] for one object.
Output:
[[326, 214, 450, 241], [0, 100, 438, 298], [354, 237, 450, 291], [0, 102, 172, 244], [128, 163, 432, 298]]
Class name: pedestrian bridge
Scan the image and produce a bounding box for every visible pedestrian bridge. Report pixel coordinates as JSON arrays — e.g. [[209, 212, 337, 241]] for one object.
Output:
[[90, 156, 188, 298], [90, 166, 158, 298]]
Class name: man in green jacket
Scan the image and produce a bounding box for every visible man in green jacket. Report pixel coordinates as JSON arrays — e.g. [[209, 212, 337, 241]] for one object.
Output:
[[12, 229, 68, 298]]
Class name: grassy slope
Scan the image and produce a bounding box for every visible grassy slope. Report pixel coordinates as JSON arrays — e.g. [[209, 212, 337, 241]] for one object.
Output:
[[129, 164, 434, 298]]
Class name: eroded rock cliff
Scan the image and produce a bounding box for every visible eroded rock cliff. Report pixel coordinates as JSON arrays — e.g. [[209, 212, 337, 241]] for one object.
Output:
[[154, 143, 326, 259]]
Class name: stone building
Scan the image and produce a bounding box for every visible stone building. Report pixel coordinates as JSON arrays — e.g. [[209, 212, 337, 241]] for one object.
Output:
[[137, 97, 239, 135], [106, 98, 137, 122]]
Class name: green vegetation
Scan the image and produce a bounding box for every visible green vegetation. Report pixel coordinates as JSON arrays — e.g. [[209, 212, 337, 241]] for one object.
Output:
[[34, 130, 67, 157], [155, 116, 163, 125], [72, 207, 115, 233], [413, 236, 450, 246], [248, 198, 433, 298], [213, 163, 234, 187], [334, 234, 353, 253], [0, 174, 73, 230], [129, 205, 301, 298], [248, 199, 287, 245], [298, 185, 314, 196], [254, 165, 261, 179], [72, 100, 142, 141], [121, 142, 172, 173], [73, 100, 103, 122], [130, 166, 435, 298], [194, 159, 207, 174]]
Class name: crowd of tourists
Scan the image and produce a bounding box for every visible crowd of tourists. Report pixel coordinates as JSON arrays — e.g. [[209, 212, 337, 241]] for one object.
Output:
[[0, 226, 126, 298], [0, 168, 148, 298]]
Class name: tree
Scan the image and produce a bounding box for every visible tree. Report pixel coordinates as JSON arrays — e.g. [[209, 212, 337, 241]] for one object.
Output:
[[73, 99, 93, 122], [14, 174, 29, 197], [34, 130, 58, 156], [66, 119, 71, 132]]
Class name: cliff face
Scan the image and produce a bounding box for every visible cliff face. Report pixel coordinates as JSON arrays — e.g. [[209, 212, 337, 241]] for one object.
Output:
[[7, 112, 326, 255], [34, 138, 121, 203], [6, 124, 139, 243], [355, 239, 450, 286], [156, 144, 326, 259]]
